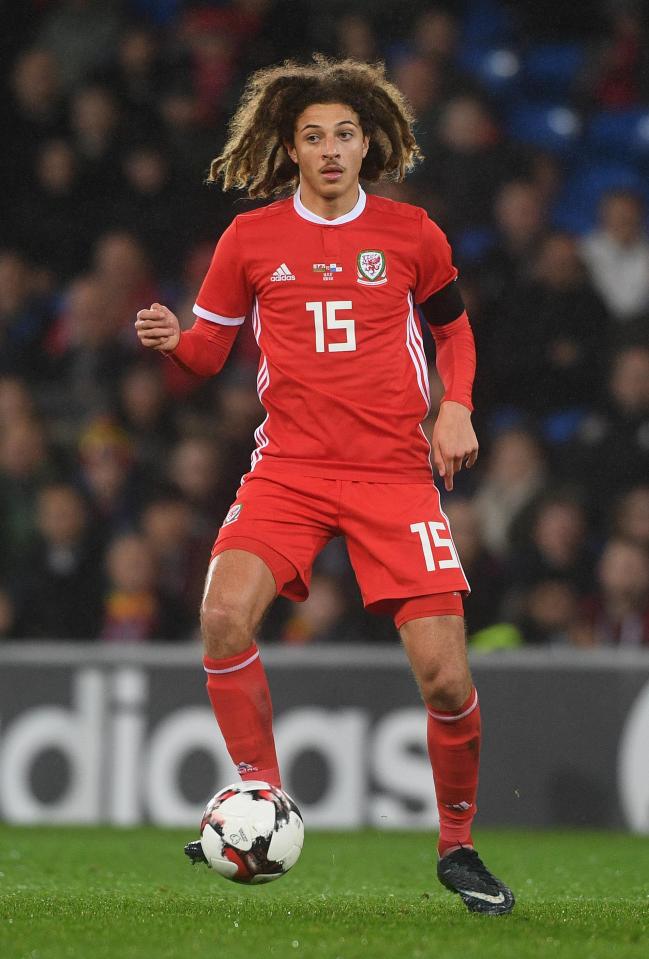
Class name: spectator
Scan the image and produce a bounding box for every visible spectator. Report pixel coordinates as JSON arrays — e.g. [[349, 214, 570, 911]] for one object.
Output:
[[491, 233, 608, 414], [0, 584, 18, 639], [335, 13, 378, 63], [168, 435, 229, 536], [17, 483, 103, 639], [585, 1, 649, 109], [47, 274, 131, 423], [157, 83, 222, 182], [427, 94, 518, 237], [504, 492, 596, 617], [0, 417, 55, 574], [573, 345, 649, 513], [0, 251, 53, 380], [100, 532, 185, 641], [410, 7, 460, 67], [0, 375, 35, 428], [572, 538, 649, 647], [478, 180, 548, 303], [280, 573, 356, 644], [140, 490, 211, 621], [517, 579, 581, 645], [4, 48, 66, 185], [91, 230, 161, 333], [473, 428, 547, 557], [38, 0, 121, 92], [442, 497, 505, 634], [93, 21, 165, 119], [14, 139, 91, 280], [579, 190, 649, 326], [614, 485, 649, 549], [77, 416, 143, 543], [69, 85, 123, 193], [214, 368, 265, 489], [112, 143, 190, 275], [116, 360, 178, 476], [390, 55, 446, 166]]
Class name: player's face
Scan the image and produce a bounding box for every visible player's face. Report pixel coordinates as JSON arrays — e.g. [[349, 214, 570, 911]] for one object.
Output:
[[287, 102, 369, 204]]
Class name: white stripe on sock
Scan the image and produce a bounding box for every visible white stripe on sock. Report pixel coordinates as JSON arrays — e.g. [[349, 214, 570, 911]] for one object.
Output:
[[204, 650, 260, 674], [427, 689, 478, 723]]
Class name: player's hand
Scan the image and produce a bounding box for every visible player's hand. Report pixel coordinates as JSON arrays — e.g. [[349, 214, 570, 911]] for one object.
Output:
[[432, 400, 478, 492], [135, 303, 181, 352]]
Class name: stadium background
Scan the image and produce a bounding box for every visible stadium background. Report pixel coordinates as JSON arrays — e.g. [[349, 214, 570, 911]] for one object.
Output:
[[0, 0, 649, 830]]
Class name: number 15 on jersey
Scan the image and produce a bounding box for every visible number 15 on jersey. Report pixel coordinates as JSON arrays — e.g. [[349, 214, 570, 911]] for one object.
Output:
[[306, 300, 356, 353]]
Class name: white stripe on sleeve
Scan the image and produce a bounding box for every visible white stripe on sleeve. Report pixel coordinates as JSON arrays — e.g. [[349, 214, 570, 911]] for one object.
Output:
[[194, 303, 245, 326]]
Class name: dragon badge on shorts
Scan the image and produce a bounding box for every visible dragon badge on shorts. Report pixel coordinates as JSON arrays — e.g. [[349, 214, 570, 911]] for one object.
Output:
[[222, 504, 242, 527], [357, 250, 387, 286]]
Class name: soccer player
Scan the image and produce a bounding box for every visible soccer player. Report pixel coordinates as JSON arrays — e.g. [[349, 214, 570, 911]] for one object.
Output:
[[135, 57, 514, 915]]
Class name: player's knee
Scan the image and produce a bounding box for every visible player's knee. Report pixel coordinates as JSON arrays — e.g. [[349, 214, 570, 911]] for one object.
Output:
[[200, 597, 255, 658], [422, 668, 471, 712]]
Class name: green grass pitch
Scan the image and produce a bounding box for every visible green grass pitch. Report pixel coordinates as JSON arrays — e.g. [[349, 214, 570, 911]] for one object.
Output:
[[1, 827, 647, 959]]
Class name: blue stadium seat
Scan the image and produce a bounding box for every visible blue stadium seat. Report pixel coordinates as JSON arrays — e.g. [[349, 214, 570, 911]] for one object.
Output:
[[460, 0, 515, 50], [586, 109, 649, 163], [459, 47, 522, 100], [506, 102, 582, 156], [454, 226, 497, 265], [522, 43, 586, 101], [552, 162, 648, 234]]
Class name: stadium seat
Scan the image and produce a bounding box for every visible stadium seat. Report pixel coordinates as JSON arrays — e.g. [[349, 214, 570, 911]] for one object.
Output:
[[460, 0, 515, 50], [506, 102, 582, 156], [585, 109, 649, 163], [459, 46, 522, 100], [522, 43, 586, 101], [552, 162, 648, 234], [454, 226, 498, 265]]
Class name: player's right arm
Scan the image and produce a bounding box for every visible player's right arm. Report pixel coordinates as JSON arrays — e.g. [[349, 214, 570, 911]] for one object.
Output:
[[135, 219, 252, 376], [135, 304, 239, 376]]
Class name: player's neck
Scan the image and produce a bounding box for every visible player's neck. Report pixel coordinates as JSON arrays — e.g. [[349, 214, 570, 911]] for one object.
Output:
[[297, 179, 361, 221]]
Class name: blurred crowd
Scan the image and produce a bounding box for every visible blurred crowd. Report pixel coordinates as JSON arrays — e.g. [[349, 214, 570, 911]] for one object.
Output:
[[1, 0, 648, 648]]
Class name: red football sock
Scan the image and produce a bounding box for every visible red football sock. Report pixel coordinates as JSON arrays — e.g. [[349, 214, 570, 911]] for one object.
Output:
[[204, 644, 281, 788], [426, 687, 481, 857]]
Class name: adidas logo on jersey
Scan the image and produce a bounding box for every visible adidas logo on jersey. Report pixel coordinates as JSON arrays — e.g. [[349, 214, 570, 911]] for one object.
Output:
[[270, 263, 295, 282]]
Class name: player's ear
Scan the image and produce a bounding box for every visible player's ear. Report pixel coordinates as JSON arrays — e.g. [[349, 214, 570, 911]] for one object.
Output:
[[362, 134, 369, 159], [284, 140, 298, 165]]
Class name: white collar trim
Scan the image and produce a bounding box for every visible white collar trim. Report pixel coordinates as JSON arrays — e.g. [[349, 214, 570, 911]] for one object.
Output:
[[293, 185, 366, 225]]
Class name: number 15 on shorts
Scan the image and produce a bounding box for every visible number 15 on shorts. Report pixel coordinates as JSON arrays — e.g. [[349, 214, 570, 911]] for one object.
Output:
[[410, 521, 460, 571]]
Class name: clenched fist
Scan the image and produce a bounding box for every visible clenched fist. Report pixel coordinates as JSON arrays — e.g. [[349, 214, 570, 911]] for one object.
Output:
[[135, 302, 181, 353]]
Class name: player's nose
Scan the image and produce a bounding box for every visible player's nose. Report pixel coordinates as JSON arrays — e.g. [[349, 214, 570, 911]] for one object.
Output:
[[322, 138, 339, 157]]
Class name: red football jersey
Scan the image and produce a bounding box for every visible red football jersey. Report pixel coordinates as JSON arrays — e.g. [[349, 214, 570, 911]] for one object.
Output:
[[195, 188, 458, 483]]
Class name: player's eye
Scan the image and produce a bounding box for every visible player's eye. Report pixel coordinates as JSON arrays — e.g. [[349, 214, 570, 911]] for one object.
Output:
[[339, 131, 353, 139]]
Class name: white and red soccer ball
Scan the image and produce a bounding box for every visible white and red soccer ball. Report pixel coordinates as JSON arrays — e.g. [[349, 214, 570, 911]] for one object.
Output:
[[199, 781, 304, 884]]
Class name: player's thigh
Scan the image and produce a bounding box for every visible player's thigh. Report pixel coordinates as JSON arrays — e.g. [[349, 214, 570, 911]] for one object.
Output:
[[400, 614, 472, 710], [201, 548, 277, 650], [212, 475, 338, 602], [341, 480, 469, 609]]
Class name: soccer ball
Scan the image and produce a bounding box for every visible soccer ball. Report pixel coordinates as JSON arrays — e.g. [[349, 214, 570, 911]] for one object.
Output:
[[199, 781, 304, 884]]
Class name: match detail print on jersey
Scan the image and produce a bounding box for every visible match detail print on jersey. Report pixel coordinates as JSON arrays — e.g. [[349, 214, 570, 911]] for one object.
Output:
[[193, 186, 461, 482]]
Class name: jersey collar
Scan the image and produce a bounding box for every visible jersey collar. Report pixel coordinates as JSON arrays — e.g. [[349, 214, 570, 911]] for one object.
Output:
[[293, 185, 366, 226]]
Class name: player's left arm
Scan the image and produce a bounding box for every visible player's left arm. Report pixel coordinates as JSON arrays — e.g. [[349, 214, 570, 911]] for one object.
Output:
[[415, 216, 478, 492]]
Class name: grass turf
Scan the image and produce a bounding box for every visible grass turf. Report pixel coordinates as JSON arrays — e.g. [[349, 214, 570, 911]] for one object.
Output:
[[0, 827, 648, 959]]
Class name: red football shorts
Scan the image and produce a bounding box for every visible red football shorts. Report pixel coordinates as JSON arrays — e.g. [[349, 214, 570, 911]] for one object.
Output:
[[211, 475, 469, 620]]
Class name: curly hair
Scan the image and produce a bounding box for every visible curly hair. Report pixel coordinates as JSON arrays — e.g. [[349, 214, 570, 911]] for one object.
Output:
[[208, 55, 422, 198]]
